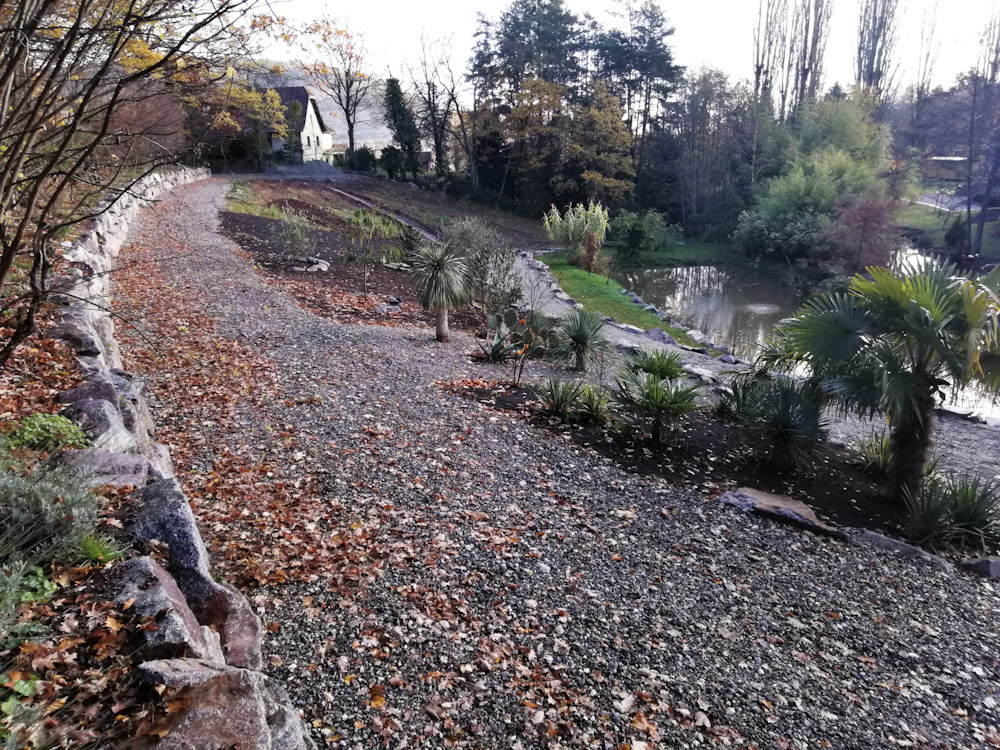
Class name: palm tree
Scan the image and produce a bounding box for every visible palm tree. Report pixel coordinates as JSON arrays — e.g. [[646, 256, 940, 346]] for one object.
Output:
[[410, 244, 470, 342], [551, 309, 610, 372], [765, 257, 1000, 503], [612, 369, 700, 443]]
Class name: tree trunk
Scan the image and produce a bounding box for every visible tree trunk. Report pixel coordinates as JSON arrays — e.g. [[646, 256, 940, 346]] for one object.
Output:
[[435, 306, 450, 342], [889, 388, 934, 504], [575, 349, 586, 372], [347, 121, 356, 170], [974, 143, 1000, 255]]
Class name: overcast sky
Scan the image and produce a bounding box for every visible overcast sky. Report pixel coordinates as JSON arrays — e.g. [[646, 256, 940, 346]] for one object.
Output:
[[267, 0, 996, 92]]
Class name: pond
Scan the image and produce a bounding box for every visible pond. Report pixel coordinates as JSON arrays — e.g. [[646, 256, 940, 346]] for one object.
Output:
[[610, 260, 1000, 418], [610, 262, 798, 359]]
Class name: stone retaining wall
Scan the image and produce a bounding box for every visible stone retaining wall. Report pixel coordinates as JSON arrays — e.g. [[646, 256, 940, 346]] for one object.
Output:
[[47, 169, 316, 749]]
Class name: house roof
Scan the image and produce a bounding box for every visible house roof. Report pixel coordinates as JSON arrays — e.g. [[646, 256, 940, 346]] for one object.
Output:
[[270, 86, 329, 133]]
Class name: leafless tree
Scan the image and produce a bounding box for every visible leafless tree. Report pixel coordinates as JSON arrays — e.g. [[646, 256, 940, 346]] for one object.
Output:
[[301, 20, 374, 171], [856, 0, 900, 101], [753, 0, 789, 109], [791, 0, 832, 114], [0, 0, 259, 365], [410, 38, 454, 179], [440, 57, 481, 188], [910, 2, 939, 150], [967, 13, 1000, 256]]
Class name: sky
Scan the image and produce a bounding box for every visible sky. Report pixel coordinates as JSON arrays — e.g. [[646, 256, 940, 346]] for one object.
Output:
[[267, 0, 998, 93]]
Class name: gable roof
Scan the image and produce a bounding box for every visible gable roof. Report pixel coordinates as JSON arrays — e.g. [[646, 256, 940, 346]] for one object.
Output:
[[270, 86, 329, 133]]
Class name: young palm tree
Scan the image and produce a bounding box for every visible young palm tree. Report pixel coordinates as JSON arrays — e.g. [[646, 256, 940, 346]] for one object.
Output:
[[552, 309, 610, 372], [612, 369, 699, 443], [409, 244, 470, 342], [765, 257, 1000, 503]]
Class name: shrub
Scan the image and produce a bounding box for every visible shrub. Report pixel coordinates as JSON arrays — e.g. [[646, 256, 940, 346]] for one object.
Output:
[[628, 350, 685, 381], [612, 370, 699, 443], [6, 413, 88, 452], [537, 378, 583, 420], [443, 219, 521, 320], [576, 385, 611, 424], [551, 309, 610, 373], [279, 208, 312, 255], [722, 374, 826, 472], [349, 146, 378, 172], [857, 430, 892, 474], [0, 468, 100, 635], [905, 473, 1000, 553]]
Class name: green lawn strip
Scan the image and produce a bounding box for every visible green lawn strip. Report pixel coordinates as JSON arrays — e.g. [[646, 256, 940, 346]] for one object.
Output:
[[540, 255, 696, 346], [611, 242, 741, 267], [897, 201, 1000, 258]]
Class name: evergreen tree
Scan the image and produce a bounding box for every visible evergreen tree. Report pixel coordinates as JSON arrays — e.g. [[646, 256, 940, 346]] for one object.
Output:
[[383, 77, 421, 180]]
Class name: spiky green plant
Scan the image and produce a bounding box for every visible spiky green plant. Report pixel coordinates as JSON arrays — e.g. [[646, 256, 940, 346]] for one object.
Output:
[[537, 378, 584, 420], [77, 535, 125, 564], [612, 370, 699, 443], [905, 472, 1000, 553], [947, 474, 1000, 553], [904, 477, 955, 549], [629, 350, 686, 381], [576, 385, 611, 424], [543, 202, 610, 273], [409, 244, 471, 342], [856, 430, 893, 474], [551, 309, 610, 373], [764, 257, 1000, 502]]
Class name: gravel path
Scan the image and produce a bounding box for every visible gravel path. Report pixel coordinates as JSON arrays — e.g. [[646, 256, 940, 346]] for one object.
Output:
[[120, 178, 1000, 749]]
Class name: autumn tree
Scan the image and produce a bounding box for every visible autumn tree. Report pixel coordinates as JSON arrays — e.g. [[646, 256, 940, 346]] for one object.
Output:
[[824, 198, 900, 271], [0, 0, 259, 364], [553, 82, 635, 206], [301, 19, 373, 171]]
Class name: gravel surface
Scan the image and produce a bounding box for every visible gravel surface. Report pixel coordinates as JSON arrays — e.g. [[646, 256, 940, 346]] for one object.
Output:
[[120, 178, 1000, 749]]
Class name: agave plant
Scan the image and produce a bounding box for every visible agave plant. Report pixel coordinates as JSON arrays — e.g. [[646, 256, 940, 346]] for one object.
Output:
[[612, 369, 699, 443], [856, 430, 893, 474], [905, 472, 1000, 553], [551, 309, 610, 372], [409, 243, 470, 342], [764, 257, 1000, 502]]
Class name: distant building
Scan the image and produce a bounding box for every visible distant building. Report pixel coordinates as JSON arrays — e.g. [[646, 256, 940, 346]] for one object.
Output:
[[268, 86, 331, 163], [923, 156, 967, 181]]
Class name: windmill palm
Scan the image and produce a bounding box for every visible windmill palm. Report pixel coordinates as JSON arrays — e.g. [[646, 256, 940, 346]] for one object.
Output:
[[765, 257, 1000, 503], [409, 244, 470, 342]]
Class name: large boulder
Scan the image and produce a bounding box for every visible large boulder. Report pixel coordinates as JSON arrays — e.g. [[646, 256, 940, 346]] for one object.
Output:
[[129, 479, 262, 669], [137, 659, 317, 750], [642, 328, 676, 346], [63, 399, 137, 453], [112, 558, 224, 663], [61, 450, 150, 488]]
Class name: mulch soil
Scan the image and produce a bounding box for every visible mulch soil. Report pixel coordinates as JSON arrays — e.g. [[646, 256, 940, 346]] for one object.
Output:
[[445, 379, 899, 534]]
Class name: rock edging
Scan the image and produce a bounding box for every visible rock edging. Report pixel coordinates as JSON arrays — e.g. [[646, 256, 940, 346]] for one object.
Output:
[[48, 169, 316, 749]]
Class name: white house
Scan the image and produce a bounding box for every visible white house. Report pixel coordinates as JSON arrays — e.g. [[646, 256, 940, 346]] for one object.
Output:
[[269, 86, 331, 163]]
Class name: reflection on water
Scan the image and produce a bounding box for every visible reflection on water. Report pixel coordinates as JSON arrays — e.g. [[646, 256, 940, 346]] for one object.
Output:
[[611, 261, 1000, 418], [611, 264, 799, 360]]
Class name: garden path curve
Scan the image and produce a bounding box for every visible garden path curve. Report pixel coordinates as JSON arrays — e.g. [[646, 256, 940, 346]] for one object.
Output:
[[115, 177, 1000, 749]]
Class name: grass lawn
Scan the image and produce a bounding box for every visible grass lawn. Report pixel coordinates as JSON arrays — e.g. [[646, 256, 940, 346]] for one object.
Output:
[[897, 201, 1000, 258], [541, 255, 696, 346], [612, 242, 742, 267]]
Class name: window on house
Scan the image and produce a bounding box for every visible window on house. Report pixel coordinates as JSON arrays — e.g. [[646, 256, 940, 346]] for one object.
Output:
[[305, 136, 311, 148]]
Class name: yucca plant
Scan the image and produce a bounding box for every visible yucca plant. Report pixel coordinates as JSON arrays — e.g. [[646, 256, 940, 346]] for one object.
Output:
[[543, 202, 610, 273], [551, 309, 611, 373], [721, 373, 826, 472], [947, 474, 1000, 553], [856, 430, 893, 474], [612, 370, 699, 443], [905, 472, 1000, 553], [410, 243, 471, 342], [904, 477, 955, 550], [576, 385, 611, 424], [538, 378, 584, 420], [629, 350, 686, 381], [764, 257, 1000, 502]]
